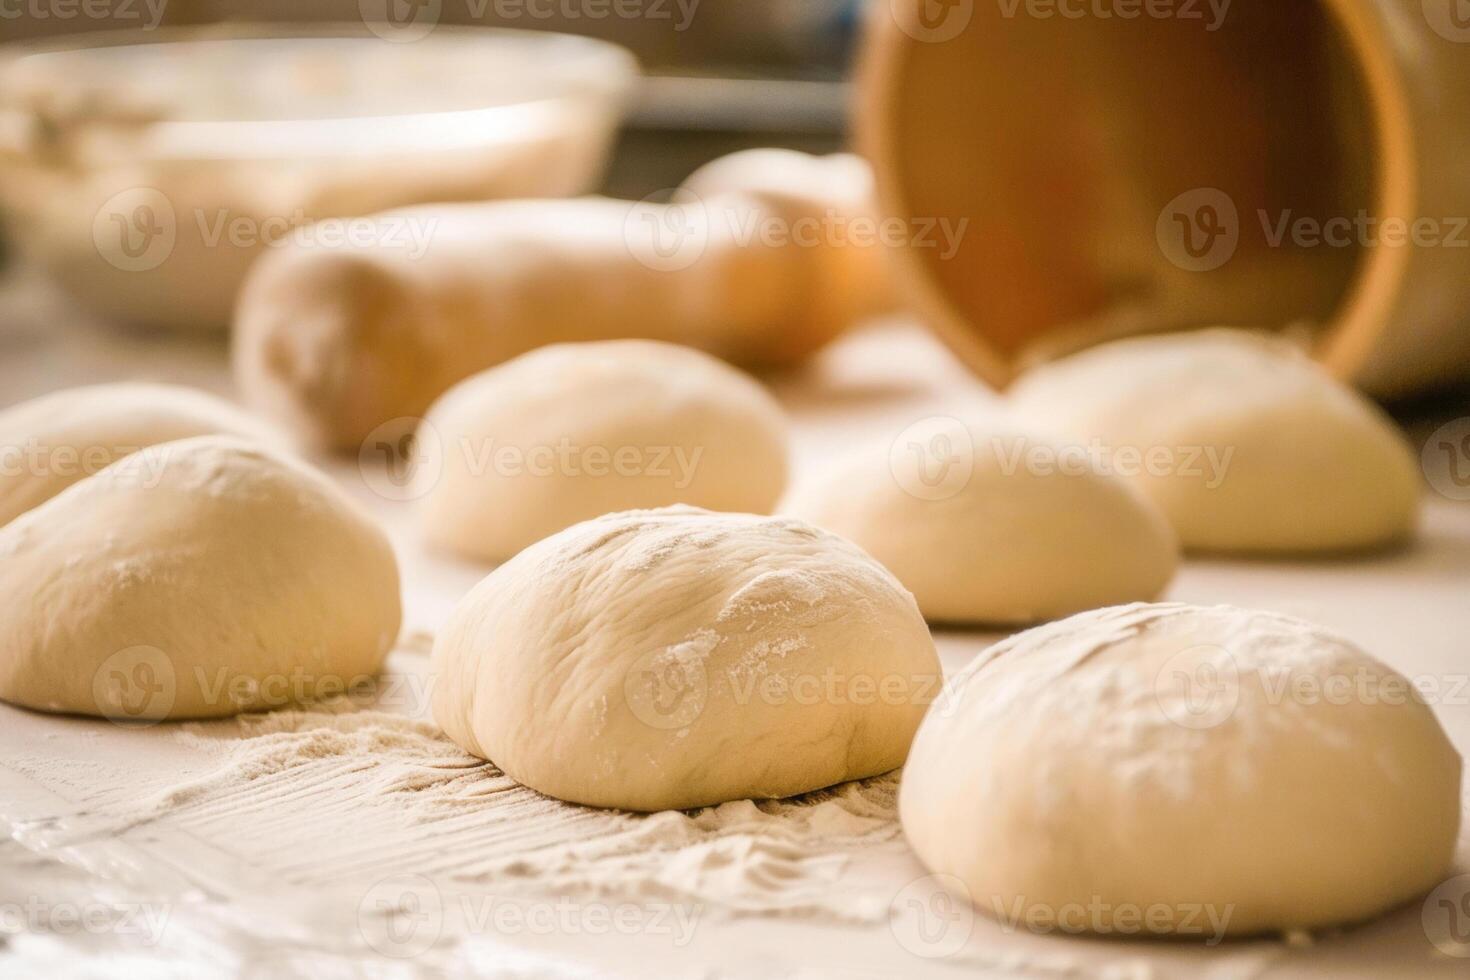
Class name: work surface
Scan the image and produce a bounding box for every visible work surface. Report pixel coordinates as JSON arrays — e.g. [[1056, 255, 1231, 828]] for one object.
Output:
[[1, 264, 1468, 978]]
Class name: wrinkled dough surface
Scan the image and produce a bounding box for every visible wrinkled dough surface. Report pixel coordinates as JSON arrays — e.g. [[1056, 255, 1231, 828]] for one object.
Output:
[[901, 602, 1462, 936], [0, 382, 275, 527], [0, 436, 401, 720], [432, 506, 940, 811]]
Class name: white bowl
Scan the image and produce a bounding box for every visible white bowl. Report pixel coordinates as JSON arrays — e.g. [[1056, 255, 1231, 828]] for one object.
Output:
[[0, 25, 638, 332]]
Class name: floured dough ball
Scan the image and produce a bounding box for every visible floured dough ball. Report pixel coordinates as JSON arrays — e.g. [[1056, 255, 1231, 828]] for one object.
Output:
[[0, 436, 401, 721], [1008, 329, 1420, 553], [786, 418, 1178, 624], [431, 506, 940, 811], [415, 340, 789, 562], [901, 602, 1461, 937], [0, 382, 276, 527]]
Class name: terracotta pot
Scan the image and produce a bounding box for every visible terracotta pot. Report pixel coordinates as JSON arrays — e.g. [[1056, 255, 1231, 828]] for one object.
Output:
[[858, 0, 1470, 396]]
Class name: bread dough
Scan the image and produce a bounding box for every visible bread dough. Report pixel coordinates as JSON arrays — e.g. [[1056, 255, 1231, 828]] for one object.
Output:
[[0, 382, 275, 528], [786, 418, 1178, 624], [0, 436, 401, 721], [416, 341, 789, 562], [901, 602, 1462, 937], [431, 506, 940, 811], [1007, 329, 1420, 553]]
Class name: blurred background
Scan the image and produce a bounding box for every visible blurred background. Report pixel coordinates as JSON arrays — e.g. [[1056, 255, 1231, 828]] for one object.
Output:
[[0, 0, 858, 202]]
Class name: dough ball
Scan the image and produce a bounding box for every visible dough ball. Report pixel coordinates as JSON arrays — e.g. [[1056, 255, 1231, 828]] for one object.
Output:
[[431, 506, 940, 811], [415, 341, 789, 562], [1007, 329, 1420, 553], [901, 602, 1461, 938], [0, 382, 276, 528], [0, 436, 401, 721], [786, 418, 1178, 624], [682, 149, 877, 217]]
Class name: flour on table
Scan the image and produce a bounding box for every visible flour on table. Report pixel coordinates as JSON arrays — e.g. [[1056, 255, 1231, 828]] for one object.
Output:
[[66, 703, 906, 922]]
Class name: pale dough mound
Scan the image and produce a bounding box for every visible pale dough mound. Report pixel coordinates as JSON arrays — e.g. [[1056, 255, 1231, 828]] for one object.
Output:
[[0, 436, 401, 721], [431, 506, 940, 811], [416, 340, 789, 562], [901, 602, 1461, 937], [786, 419, 1178, 624], [0, 382, 276, 527], [1008, 329, 1420, 553]]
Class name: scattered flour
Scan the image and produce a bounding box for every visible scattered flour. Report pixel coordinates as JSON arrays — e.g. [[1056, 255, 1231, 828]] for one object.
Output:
[[24, 702, 907, 922]]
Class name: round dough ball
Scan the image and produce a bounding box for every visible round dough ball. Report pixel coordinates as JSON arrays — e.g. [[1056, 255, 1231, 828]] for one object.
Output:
[[786, 418, 1178, 624], [0, 382, 276, 528], [431, 506, 940, 811], [901, 602, 1461, 938], [416, 340, 789, 562], [0, 436, 402, 721], [1008, 329, 1420, 553]]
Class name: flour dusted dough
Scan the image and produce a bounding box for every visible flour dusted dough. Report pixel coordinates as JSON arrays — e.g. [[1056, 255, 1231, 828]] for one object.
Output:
[[786, 419, 1178, 624], [1008, 329, 1420, 553], [417, 341, 789, 562], [0, 382, 275, 527], [0, 436, 401, 721], [431, 506, 940, 811], [901, 603, 1461, 937]]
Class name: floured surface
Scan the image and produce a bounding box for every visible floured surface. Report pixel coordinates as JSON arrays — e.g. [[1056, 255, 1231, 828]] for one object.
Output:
[[2, 272, 1469, 977], [9, 685, 904, 922]]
